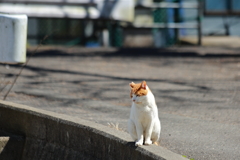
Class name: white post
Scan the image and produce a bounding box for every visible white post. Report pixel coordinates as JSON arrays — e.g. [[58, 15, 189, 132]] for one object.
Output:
[[0, 14, 28, 63], [102, 29, 109, 47]]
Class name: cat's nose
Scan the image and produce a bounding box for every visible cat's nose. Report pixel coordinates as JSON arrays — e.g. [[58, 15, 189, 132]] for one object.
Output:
[[133, 99, 135, 102]]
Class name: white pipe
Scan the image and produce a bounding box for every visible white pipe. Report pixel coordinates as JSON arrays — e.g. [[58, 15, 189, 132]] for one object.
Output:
[[0, 14, 27, 63]]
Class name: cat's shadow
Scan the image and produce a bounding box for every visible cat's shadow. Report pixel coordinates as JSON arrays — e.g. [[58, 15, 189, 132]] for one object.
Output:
[[126, 142, 138, 149]]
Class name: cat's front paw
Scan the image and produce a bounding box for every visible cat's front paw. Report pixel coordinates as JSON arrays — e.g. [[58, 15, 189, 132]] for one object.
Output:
[[135, 141, 143, 146], [144, 139, 152, 145]]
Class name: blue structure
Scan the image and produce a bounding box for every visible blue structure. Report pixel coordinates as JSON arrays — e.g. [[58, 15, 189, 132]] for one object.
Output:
[[199, 0, 240, 36]]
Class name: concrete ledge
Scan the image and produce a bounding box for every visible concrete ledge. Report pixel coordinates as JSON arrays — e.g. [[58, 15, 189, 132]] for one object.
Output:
[[0, 100, 188, 160], [0, 131, 25, 160]]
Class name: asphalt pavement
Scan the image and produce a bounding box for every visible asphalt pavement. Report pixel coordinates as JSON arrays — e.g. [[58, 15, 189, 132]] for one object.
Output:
[[1, 46, 240, 160]]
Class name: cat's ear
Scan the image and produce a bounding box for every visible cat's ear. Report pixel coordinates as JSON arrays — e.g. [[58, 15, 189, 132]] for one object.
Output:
[[141, 81, 147, 89], [129, 82, 135, 88]]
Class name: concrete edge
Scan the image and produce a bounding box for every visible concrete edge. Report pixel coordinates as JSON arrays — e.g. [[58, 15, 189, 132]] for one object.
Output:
[[0, 100, 188, 160]]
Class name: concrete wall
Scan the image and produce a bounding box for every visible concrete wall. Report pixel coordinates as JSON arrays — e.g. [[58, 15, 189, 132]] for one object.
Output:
[[0, 100, 187, 160]]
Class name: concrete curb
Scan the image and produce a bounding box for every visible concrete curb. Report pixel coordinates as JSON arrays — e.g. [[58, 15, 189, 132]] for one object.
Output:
[[0, 100, 188, 160]]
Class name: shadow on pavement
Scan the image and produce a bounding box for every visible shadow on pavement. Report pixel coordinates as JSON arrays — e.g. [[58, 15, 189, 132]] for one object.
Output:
[[27, 47, 240, 58]]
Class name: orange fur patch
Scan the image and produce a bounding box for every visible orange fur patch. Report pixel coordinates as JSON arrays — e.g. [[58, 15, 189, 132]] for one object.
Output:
[[129, 81, 148, 98]]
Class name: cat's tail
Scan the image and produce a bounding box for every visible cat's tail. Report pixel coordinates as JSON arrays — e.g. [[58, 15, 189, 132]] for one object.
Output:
[[153, 141, 160, 146]]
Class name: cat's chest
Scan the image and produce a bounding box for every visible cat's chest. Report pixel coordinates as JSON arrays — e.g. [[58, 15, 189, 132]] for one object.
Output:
[[135, 104, 153, 117], [135, 105, 154, 127]]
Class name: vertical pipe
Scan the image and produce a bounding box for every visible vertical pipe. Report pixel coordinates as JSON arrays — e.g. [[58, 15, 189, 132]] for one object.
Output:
[[197, 0, 202, 45], [153, 0, 166, 47], [167, 0, 175, 45], [174, 0, 179, 45]]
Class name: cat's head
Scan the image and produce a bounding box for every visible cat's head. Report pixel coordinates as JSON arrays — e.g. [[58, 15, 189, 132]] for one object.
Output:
[[129, 81, 149, 104]]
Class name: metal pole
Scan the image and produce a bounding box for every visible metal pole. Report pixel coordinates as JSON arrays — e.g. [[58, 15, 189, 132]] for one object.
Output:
[[174, 0, 180, 45], [197, 0, 202, 45]]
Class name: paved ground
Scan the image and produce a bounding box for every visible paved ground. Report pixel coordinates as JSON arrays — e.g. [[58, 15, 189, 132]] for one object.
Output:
[[1, 46, 240, 160]]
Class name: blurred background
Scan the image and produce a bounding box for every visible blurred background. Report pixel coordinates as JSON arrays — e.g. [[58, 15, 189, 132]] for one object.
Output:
[[1, 1, 240, 159], [1, 0, 240, 47]]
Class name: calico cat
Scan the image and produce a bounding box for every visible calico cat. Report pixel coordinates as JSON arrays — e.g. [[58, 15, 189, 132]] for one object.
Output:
[[127, 81, 161, 146]]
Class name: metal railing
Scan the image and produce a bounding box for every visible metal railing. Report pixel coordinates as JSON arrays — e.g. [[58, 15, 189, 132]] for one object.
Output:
[[0, 0, 97, 6], [0, 0, 133, 47], [130, 0, 203, 45], [0, 0, 203, 47]]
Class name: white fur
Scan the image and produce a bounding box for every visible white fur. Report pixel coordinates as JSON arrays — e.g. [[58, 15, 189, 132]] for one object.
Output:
[[128, 86, 161, 146]]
